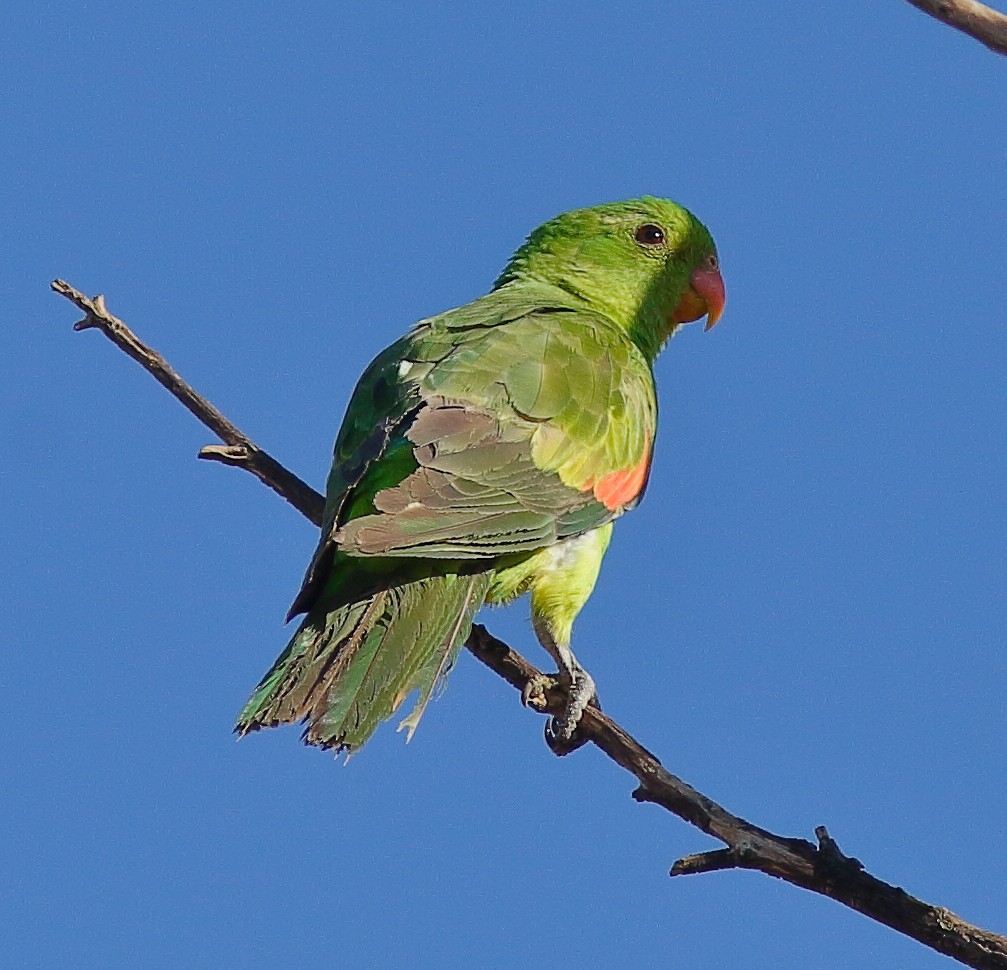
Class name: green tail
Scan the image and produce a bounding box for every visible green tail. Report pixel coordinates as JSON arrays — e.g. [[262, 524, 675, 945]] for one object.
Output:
[[235, 570, 492, 754]]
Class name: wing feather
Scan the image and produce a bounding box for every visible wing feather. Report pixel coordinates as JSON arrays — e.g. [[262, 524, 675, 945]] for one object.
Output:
[[290, 281, 657, 613]]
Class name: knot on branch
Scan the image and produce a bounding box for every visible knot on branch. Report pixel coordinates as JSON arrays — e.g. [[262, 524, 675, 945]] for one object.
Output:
[[814, 826, 865, 878]]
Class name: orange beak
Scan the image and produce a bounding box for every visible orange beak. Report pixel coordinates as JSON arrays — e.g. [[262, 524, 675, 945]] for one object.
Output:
[[672, 264, 726, 331]]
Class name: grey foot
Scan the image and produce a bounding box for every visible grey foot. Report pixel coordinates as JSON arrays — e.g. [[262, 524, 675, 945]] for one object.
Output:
[[545, 668, 597, 755]]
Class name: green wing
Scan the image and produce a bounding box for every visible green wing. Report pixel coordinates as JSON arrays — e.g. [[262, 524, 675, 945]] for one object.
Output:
[[291, 280, 657, 613]]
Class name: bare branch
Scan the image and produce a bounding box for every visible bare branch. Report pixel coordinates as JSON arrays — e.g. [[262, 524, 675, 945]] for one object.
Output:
[[53, 279, 1007, 970], [466, 627, 1007, 970], [905, 0, 1007, 54]]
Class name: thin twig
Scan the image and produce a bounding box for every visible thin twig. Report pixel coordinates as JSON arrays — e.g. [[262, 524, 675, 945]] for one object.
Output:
[[905, 0, 1007, 54], [53, 280, 1007, 970], [50, 280, 324, 526]]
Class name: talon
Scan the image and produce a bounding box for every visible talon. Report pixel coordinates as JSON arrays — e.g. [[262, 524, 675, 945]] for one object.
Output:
[[521, 673, 557, 711], [545, 716, 591, 755]]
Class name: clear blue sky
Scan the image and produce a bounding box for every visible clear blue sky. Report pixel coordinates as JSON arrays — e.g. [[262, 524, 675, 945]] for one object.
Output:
[[4, 3, 1005, 968]]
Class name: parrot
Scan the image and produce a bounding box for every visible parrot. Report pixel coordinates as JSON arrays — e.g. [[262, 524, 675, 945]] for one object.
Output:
[[235, 196, 725, 756]]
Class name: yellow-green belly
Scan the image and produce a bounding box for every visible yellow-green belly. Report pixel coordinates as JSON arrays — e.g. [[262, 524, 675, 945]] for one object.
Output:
[[486, 523, 613, 648]]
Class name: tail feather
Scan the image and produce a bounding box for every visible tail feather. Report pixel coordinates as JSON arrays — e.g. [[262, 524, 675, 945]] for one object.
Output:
[[396, 573, 486, 740], [236, 571, 491, 754]]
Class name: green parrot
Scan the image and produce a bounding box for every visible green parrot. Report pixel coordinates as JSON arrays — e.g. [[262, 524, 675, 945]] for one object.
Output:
[[236, 196, 725, 755]]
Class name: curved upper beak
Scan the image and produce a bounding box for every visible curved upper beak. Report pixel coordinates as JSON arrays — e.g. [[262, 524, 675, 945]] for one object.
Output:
[[672, 264, 726, 331], [693, 264, 726, 331]]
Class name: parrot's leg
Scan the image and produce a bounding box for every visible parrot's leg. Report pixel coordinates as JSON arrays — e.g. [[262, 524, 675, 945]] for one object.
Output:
[[525, 525, 612, 749], [531, 617, 597, 746]]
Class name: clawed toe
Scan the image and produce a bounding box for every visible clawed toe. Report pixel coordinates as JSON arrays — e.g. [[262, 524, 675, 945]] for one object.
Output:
[[521, 672, 558, 711], [520, 662, 600, 755]]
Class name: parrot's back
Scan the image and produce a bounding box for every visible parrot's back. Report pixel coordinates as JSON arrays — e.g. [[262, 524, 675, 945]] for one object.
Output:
[[235, 281, 656, 754]]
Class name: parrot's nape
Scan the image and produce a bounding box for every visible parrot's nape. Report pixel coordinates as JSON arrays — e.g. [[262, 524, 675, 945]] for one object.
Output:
[[236, 196, 725, 756]]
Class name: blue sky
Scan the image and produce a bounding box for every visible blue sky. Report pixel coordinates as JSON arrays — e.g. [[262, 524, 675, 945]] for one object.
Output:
[[4, 2, 1005, 967]]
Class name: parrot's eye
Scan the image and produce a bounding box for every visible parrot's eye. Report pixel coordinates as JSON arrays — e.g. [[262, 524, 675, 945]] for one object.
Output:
[[634, 223, 666, 246], [706, 253, 719, 271]]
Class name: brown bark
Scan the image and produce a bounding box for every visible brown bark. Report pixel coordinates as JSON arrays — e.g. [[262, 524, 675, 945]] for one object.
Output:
[[905, 0, 1007, 54]]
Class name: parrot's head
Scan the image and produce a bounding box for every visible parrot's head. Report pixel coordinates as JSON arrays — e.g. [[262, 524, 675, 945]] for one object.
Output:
[[494, 196, 725, 361]]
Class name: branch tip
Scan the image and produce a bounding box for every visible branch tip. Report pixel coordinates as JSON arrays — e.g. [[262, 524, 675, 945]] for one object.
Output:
[[199, 443, 254, 463], [671, 847, 743, 877]]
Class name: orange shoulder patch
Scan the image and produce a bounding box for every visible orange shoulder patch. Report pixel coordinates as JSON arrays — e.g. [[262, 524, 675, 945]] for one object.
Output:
[[591, 441, 652, 512]]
